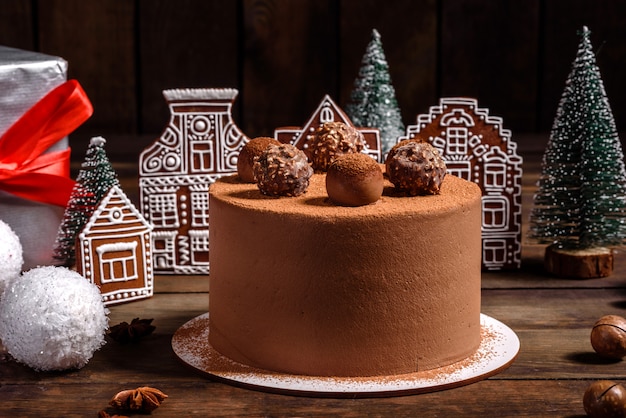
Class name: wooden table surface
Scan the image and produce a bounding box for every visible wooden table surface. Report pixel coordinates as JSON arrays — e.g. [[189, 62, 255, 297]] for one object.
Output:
[[2, 146, 626, 417]]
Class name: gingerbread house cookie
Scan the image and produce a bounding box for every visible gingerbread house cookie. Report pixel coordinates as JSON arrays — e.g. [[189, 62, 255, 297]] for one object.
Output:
[[139, 88, 249, 275], [76, 185, 153, 306], [400, 97, 523, 270], [275, 95, 382, 163]]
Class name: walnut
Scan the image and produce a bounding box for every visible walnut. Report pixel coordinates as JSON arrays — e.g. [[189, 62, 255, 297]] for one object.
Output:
[[385, 141, 446, 195], [307, 122, 365, 172], [253, 143, 313, 197], [109, 386, 168, 413], [108, 318, 156, 344]]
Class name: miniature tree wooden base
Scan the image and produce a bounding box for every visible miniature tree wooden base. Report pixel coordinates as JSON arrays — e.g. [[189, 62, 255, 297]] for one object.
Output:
[[544, 244, 613, 279]]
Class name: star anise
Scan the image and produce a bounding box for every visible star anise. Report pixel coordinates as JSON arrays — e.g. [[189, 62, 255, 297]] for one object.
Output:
[[97, 410, 128, 418], [109, 386, 168, 413], [107, 318, 156, 343]]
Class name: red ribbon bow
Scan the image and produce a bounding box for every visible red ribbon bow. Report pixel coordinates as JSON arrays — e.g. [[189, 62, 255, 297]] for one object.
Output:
[[0, 79, 93, 206]]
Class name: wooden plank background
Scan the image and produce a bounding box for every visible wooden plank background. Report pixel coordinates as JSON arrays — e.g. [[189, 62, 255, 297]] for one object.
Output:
[[1, 0, 625, 161]]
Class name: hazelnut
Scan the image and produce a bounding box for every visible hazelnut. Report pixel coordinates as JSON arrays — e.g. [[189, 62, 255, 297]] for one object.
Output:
[[237, 137, 281, 183], [253, 143, 313, 197], [583, 380, 626, 418], [307, 121, 365, 172], [326, 153, 383, 207], [591, 315, 626, 359], [385, 141, 446, 195]]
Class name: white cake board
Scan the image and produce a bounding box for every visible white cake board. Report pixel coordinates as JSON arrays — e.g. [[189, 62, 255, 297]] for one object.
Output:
[[172, 313, 519, 398]]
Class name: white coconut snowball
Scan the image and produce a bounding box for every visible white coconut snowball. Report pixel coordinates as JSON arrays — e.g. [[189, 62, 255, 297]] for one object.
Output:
[[0, 220, 23, 297], [0, 266, 108, 371]]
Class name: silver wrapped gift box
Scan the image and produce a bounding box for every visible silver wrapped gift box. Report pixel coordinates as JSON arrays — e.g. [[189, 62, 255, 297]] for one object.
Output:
[[0, 46, 69, 270]]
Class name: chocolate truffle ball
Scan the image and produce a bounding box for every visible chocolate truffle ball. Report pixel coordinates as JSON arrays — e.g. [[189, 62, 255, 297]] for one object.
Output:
[[385, 141, 446, 195], [237, 137, 281, 183], [307, 121, 365, 172], [583, 380, 626, 418], [591, 315, 626, 359], [253, 143, 313, 197], [387, 138, 426, 160], [326, 153, 384, 207]]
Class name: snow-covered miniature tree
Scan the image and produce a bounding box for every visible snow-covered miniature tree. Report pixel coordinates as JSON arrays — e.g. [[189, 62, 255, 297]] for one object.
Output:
[[528, 26, 626, 278], [346, 29, 405, 156], [53, 137, 119, 266]]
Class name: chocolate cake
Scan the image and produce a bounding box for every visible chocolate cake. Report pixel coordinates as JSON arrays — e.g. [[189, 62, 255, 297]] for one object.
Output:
[[208, 168, 483, 377]]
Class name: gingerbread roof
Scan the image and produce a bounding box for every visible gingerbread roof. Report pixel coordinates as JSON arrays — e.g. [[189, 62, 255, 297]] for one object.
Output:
[[275, 95, 382, 162], [80, 185, 151, 237], [139, 88, 249, 178], [404, 97, 514, 156]]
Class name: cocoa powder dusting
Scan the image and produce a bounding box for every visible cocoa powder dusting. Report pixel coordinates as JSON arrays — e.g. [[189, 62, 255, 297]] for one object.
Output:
[[173, 314, 514, 396]]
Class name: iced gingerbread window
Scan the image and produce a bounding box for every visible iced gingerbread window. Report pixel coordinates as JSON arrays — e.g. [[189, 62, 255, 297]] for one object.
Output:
[[149, 194, 179, 228], [96, 241, 139, 283]]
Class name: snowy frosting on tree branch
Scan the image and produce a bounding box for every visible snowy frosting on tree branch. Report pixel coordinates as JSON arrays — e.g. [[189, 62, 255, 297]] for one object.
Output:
[[53, 136, 120, 266], [529, 26, 626, 250], [346, 29, 405, 156]]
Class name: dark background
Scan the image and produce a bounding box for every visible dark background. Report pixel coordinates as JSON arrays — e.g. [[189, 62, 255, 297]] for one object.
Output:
[[1, 0, 625, 162]]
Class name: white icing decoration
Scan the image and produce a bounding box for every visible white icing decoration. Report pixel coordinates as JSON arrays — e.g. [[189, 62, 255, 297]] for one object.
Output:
[[138, 88, 249, 275], [400, 97, 523, 270], [76, 185, 154, 305], [163, 88, 238, 101]]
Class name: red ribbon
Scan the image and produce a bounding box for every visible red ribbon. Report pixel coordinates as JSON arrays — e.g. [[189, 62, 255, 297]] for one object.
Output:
[[0, 79, 93, 206]]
